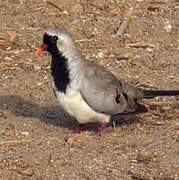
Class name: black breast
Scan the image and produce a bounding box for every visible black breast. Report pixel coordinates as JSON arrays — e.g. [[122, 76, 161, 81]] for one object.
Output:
[[42, 33, 70, 93], [51, 53, 70, 93]]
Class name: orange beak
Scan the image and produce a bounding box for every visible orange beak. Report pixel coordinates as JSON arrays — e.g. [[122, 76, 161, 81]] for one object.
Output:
[[35, 43, 48, 56]]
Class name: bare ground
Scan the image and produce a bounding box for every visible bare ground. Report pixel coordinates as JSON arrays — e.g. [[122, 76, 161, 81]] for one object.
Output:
[[0, 0, 179, 179]]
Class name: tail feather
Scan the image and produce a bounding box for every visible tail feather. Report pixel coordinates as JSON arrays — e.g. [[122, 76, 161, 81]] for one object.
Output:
[[142, 90, 179, 98]]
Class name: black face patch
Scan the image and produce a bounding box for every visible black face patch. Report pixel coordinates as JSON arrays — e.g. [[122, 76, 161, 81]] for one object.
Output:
[[43, 33, 70, 93], [43, 33, 59, 56], [51, 35, 58, 43]]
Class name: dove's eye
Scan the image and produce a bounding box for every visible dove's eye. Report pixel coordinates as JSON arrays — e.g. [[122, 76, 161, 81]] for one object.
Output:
[[51, 36, 58, 43]]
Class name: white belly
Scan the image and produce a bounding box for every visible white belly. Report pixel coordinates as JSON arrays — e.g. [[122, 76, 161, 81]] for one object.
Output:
[[55, 87, 110, 124]]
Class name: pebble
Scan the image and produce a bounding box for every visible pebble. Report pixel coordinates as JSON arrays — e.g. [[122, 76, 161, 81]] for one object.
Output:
[[97, 51, 104, 58], [164, 20, 172, 32], [37, 82, 42, 86], [21, 131, 29, 136]]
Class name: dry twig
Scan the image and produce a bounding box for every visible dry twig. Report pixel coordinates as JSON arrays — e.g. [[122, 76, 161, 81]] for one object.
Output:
[[0, 140, 33, 146], [126, 42, 155, 48], [46, 0, 63, 12], [116, 7, 133, 37]]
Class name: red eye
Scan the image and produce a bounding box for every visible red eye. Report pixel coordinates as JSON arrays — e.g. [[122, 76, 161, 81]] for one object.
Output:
[[51, 36, 58, 43]]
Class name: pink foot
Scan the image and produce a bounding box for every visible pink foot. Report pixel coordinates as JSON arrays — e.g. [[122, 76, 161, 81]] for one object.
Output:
[[72, 124, 86, 134], [96, 122, 109, 135]]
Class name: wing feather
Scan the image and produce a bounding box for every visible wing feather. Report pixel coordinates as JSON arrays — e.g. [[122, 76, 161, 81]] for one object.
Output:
[[79, 61, 128, 115]]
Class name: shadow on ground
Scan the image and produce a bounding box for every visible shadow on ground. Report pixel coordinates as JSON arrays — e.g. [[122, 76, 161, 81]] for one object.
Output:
[[0, 95, 76, 129], [0, 95, 147, 131]]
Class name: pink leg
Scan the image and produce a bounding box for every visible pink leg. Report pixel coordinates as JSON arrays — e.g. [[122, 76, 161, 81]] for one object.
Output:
[[96, 122, 109, 134], [72, 124, 86, 134]]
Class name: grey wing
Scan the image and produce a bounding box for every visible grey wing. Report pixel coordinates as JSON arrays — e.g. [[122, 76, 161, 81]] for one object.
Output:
[[79, 61, 128, 115]]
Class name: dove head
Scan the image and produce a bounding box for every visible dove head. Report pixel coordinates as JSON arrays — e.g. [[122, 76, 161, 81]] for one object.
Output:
[[36, 27, 76, 57]]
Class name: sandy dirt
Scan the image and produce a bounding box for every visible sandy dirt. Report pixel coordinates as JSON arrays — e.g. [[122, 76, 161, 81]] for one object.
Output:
[[0, 0, 179, 179]]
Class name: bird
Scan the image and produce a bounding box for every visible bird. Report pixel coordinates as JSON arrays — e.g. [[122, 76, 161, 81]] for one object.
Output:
[[36, 27, 179, 133]]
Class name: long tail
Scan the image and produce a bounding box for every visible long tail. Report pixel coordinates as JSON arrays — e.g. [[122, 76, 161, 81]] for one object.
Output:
[[142, 89, 179, 98], [120, 80, 179, 99]]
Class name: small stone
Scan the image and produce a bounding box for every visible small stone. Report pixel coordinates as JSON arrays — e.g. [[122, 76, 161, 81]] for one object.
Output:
[[146, 47, 153, 52], [37, 82, 42, 86], [21, 131, 29, 136], [97, 52, 104, 58], [164, 20, 172, 32], [6, 46, 11, 50]]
